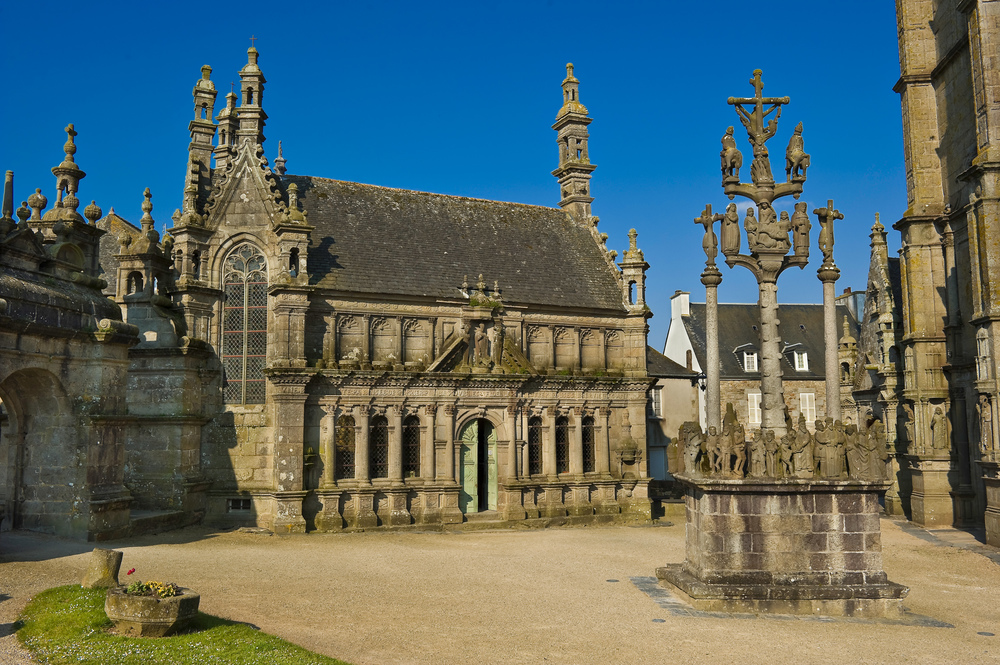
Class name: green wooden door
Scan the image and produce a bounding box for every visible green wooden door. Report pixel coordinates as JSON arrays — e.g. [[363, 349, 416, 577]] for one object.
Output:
[[484, 422, 498, 510], [459, 421, 478, 513]]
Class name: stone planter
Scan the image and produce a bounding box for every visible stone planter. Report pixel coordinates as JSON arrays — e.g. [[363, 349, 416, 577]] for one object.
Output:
[[105, 587, 200, 637]]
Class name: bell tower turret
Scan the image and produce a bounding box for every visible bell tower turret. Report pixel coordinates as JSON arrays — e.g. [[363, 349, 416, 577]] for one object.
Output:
[[551, 63, 596, 221], [187, 65, 217, 212], [236, 44, 267, 147]]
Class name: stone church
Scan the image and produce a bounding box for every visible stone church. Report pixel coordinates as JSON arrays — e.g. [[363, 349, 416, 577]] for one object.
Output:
[[856, 0, 1000, 544], [0, 49, 661, 538]]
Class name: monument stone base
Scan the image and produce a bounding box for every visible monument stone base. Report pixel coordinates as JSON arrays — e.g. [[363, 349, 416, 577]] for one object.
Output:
[[657, 474, 908, 618], [982, 461, 1000, 547], [907, 456, 957, 527]]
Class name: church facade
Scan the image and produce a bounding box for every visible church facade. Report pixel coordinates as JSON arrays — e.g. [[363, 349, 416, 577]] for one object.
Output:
[[1, 49, 661, 537], [857, 0, 1000, 542]]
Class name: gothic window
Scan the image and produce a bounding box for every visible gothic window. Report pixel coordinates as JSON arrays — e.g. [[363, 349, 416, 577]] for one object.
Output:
[[528, 416, 542, 475], [403, 415, 420, 478], [582, 416, 595, 473], [556, 416, 569, 474], [334, 415, 356, 481], [222, 244, 268, 404], [370, 415, 389, 478]]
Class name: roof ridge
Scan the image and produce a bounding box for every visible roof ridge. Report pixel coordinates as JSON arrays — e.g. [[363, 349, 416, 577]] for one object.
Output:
[[284, 174, 565, 213]]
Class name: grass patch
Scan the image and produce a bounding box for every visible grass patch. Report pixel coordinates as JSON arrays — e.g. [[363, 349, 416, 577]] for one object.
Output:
[[17, 585, 350, 665]]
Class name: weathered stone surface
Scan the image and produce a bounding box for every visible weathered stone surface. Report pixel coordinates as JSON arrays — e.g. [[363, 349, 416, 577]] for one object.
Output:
[[105, 587, 200, 637], [80, 548, 123, 589], [659, 474, 908, 618]]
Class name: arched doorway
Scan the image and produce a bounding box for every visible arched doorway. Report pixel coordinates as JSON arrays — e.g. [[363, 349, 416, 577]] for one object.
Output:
[[458, 419, 497, 513], [0, 369, 77, 535]]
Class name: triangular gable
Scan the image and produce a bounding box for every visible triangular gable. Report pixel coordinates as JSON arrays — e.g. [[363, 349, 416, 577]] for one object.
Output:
[[203, 142, 288, 231]]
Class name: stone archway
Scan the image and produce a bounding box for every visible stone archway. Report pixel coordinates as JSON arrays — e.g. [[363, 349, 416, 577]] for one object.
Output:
[[0, 369, 79, 536]]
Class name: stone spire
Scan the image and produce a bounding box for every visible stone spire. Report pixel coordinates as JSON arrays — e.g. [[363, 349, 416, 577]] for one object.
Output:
[[619, 228, 649, 311], [236, 44, 267, 146], [47, 124, 86, 221], [188, 64, 218, 210], [215, 89, 239, 171], [129, 188, 162, 255], [274, 140, 287, 175], [1, 171, 13, 227], [551, 63, 596, 221]]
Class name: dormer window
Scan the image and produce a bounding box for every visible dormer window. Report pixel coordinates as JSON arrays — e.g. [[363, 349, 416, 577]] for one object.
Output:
[[795, 351, 809, 371], [744, 351, 758, 372]]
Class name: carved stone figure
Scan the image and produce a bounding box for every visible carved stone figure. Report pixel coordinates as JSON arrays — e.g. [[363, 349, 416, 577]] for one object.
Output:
[[754, 201, 789, 252], [902, 403, 916, 453], [779, 429, 794, 477], [720, 126, 742, 180], [792, 415, 814, 478], [845, 423, 866, 479], [744, 207, 758, 249], [749, 429, 766, 477], [682, 423, 703, 477], [832, 420, 847, 478], [930, 406, 950, 453], [732, 421, 747, 477], [721, 202, 741, 256], [750, 144, 773, 184], [491, 321, 505, 366], [764, 429, 779, 477], [791, 201, 810, 258], [717, 425, 733, 475], [474, 324, 489, 366], [814, 201, 843, 266], [706, 426, 721, 474], [784, 121, 810, 180], [979, 395, 994, 458]]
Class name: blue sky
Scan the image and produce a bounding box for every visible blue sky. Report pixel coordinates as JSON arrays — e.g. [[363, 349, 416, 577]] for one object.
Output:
[[0, 1, 904, 345]]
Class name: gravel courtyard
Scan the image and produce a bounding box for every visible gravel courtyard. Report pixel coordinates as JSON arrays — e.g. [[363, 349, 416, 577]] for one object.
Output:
[[1, 519, 999, 664]]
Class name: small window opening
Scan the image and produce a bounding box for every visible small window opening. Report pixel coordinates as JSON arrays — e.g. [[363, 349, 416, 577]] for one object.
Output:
[[200, 103, 207, 119], [744, 352, 758, 372], [127, 271, 143, 295], [577, 148, 582, 159], [247, 87, 254, 105], [192, 251, 201, 279], [227, 498, 252, 512], [220, 129, 226, 145], [628, 281, 636, 305], [289, 248, 299, 278]]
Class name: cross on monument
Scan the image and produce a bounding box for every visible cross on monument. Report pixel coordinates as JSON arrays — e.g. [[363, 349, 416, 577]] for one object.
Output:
[[695, 204, 725, 266], [728, 69, 790, 147], [249, 35, 258, 48]]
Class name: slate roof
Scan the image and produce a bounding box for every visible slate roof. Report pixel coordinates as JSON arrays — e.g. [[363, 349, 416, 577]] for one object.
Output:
[[647, 345, 695, 378], [681, 303, 858, 380], [281, 175, 625, 312]]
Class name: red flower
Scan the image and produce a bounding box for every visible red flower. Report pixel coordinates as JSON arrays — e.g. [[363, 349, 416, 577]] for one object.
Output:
[[127, 568, 135, 576]]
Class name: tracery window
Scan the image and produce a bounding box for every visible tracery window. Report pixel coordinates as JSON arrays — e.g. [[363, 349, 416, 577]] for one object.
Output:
[[556, 416, 570, 474], [528, 416, 542, 475], [334, 415, 356, 481], [403, 415, 421, 478], [370, 415, 389, 478], [582, 416, 595, 473], [223, 244, 268, 404]]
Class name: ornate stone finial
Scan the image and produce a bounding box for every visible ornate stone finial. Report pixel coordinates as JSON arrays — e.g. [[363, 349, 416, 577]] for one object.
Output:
[[274, 140, 287, 175], [84, 200, 102, 225], [493, 280, 501, 299], [28, 188, 47, 220], [477, 273, 486, 296], [16, 201, 30, 224], [172, 209, 182, 223], [872, 211, 884, 233], [62, 124, 78, 164], [140, 188, 154, 232], [201, 64, 212, 81], [462, 274, 469, 293], [1, 171, 13, 224], [566, 63, 576, 80]]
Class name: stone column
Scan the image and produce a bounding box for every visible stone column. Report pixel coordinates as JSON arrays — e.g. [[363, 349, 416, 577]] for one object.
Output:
[[388, 405, 403, 481], [819, 263, 841, 421], [423, 405, 437, 480], [506, 404, 518, 481], [543, 407, 557, 476], [757, 262, 787, 433], [442, 404, 456, 482], [570, 407, 584, 475], [596, 406, 611, 475], [702, 266, 723, 430], [320, 405, 336, 488], [354, 406, 370, 482]]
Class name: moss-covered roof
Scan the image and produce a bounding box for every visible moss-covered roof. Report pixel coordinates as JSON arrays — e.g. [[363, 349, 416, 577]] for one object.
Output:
[[281, 175, 625, 312]]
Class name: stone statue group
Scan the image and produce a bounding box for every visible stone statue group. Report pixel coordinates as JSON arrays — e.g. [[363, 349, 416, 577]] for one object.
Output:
[[678, 403, 890, 482]]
